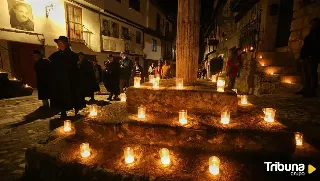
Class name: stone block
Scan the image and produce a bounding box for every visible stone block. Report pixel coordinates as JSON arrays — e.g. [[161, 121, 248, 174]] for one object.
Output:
[[126, 80, 238, 116]]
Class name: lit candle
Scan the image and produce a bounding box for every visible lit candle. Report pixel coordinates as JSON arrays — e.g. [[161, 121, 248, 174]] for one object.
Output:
[[124, 147, 134, 164], [138, 105, 146, 119], [89, 105, 98, 117], [217, 77, 225, 92], [134, 77, 141, 88], [259, 55, 263, 59], [149, 75, 154, 83], [13, 77, 17, 81], [120, 93, 126, 102], [232, 89, 237, 94], [250, 46, 254, 51], [295, 132, 303, 146], [176, 78, 183, 89], [221, 111, 230, 125], [80, 143, 91, 158], [155, 74, 161, 81], [209, 156, 220, 175], [153, 79, 160, 89], [270, 72, 274, 75], [179, 110, 188, 125], [261, 63, 265, 66], [240, 95, 248, 105], [211, 74, 217, 83], [262, 108, 276, 123], [25, 84, 30, 88], [159, 148, 170, 166], [63, 120, 72, 132]]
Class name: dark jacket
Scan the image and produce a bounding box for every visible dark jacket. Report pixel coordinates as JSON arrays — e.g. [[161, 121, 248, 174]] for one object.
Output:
[[300, 28, 320, 60], [48, 48, 85, 111], [78, 59, 98, 96], [34, 58, 51, 100], [104, 60, 121, 95], [119, 57, 133, 79]]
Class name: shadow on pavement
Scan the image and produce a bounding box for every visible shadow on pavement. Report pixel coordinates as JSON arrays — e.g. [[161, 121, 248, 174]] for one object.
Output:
[[86, 100, 110, 107]]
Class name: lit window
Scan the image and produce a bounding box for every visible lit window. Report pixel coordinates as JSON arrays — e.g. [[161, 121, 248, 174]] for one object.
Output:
[[65, 3, 83, 41], [152, 39, 157, 52]]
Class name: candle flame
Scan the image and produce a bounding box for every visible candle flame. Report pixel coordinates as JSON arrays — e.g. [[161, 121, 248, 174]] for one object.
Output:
[[160, 148, 170, 166], [209, 156, 220, 175], [240, 95, 248, 105], [124, 147, 134, 164], [263, 108, 276, 123], [80, 143, 91, 158], [179, 110, 188, 125], [295, 132, 303, 146], [89, 106, 98, 117], [63, 120, 71, 132]]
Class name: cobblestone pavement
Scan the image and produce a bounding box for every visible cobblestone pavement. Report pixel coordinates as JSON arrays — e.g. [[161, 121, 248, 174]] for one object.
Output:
[[0, 90, 320, 181]]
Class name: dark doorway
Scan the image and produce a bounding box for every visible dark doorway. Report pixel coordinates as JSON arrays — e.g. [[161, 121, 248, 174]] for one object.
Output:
[[8, 41, 42, 88], [156, 13, 161, 33], [275, 0, 294, 48]]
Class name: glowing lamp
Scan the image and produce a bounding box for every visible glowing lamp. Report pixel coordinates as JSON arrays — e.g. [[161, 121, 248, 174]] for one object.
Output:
[[124, 147, 134, 164], [134, 77, 141, 88], [232, 89, 237, 94], [209, 156, 220, 175], [240, 95, 248, 105], [211, 74, 217, 83], [176, 78, 183, 89], [153, 79, 160, 89], [120, 93, 126, 102], [179, 110, 188, 125], [89, 105, 98, 117], [295, 132, 303, 146], [262, 108, 276, 123], [80, 143, 91, 158], [221, 111, 230, 125], [149, 75, 154, 83], [217, 77, 225, 92], [159, 148, 170, 166], [138, 105, 146, 119], [259, 55, 263, 59], [63, 120, 72, 132]]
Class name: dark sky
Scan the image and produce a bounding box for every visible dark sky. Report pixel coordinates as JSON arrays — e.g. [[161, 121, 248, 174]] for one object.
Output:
[[155, 0, 178, 16]]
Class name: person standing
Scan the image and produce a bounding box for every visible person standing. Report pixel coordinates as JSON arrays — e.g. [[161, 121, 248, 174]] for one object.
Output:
[[104, 54, 121, 101], [92, 59, 102, 94], [78, 52, 97, 102], [49, 36, 85, 117], [296, 18, 320, 98], [202, 67, 207, 79], [119, 52, 132, 92], [148, 62, 155, 75], [162, 60, 171, 79], [226, 48, 242, 89], [32, 50, 51, 108], [154, 62, 163, 78], [133, 60, 143, 80]]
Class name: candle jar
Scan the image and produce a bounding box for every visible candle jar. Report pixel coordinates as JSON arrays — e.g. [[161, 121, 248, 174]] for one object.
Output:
[[217, 77, 225, 92], [179, 110, 188, 125], [124, 147, 134, 164], [209, 156, 220, 175], [153, 79, 160, 89], [138, 105, 146, 119], [80, 143, 91, 158], [134, 77, 141, 88], [262, 108, 276, 123], [240, 95, 248, 105], [176, 78, 183, 89], [89, 105, 98, 117], [159, 148, 170, 166], [221, 111, 230, 125], [211, 74, 217, 83], [63, 120, 72, 132], [295, 132, 303, 146], [149, 75, 155, 83], [120, 93, 126, 102]]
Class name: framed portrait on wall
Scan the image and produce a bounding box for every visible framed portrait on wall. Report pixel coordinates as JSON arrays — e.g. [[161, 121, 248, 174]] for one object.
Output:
[[101, 19, 110, 37], [7, 0, 34, 31], [111, 21, 119, 38]]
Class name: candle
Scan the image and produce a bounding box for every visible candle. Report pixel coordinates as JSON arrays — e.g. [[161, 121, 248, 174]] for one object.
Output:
[[250, 46, 254, 51], [153, 79, 160, 89], [134, 77, 141, 88], [80, 143, 91, 158], [138, 105, 146, 119], [179, 110, 188, 125], [209, 156, 220, 175], [149, 75, 154, 83], [155, 74, 161, 81], [159, 148, 170, 166], [120, 93, 126, 102], [176, 78, 183, 89], [63, 120, 72, 132], [232, 89, 237, 94], [270, 72, 274, 75], [13, 77, 17, 81], [211, 74, 217, 83], [124, 147, 134, 164], [25, 84, 30, 88], [259, 55, 263, 59], [217, 77, 225, 92], [240, 95, 248, 105], [262, 108, 276, 123], [221, 111, 230, 125], [89, 105, 98, 117], [295, 132, 303, 146], [261, 62, 265, 66]]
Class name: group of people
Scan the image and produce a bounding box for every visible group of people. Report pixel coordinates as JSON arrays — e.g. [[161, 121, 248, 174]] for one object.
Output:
[[148, 60, 171, 79]]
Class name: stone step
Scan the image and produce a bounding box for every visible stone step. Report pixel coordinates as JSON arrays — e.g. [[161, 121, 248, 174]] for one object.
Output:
[[258, 66, 296, 75], [280, 75, 302, 84], [258, 52, 296, 67]]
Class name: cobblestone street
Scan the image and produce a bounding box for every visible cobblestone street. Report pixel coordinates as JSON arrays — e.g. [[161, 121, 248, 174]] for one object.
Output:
[[0, 91, 320, 181]]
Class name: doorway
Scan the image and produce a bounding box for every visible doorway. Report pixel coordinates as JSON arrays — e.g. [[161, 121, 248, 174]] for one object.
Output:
[[275, 0, 294, 48]]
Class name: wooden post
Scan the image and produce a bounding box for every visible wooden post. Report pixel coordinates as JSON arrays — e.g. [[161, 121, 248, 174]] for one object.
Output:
[[176, 0, 200, 84]]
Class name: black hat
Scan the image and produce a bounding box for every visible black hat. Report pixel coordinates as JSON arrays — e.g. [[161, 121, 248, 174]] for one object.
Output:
[[31, 50, 42, 55], [54, 36, 69, 44], [78, 52, 85, 56]]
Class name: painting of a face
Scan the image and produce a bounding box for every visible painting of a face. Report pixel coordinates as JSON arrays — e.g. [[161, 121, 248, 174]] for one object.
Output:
[[14, 4, 29, 22]]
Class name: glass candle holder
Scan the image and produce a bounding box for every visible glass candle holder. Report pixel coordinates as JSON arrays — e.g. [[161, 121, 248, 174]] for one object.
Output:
[[124, 147, 134, 164], [89, 105, 98, 117], [295, 132, 303, 146], [80, 143, 91, 158], [209, 156, 220, 175], [120, 93, 126, 102], [176, 78, 183, 89], [240, 95, 248, 105], [221, 111, 230, 125], [134, 77, 141, 88], [63, 120, 72, 132], [153, 79, 160, 89], [149, 75, 155, 83], [262, 108, 276, 122], [138, 105, 146, 119], [217, 77, 225, 92], [179, 110, 188, 125], [159, 148, 170, 166], [211, 74, 217, 83], [155, 74, 161, 81]]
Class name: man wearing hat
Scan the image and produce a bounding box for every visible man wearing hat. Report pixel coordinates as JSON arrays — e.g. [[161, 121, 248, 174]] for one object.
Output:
[[48, 36, 85, 117], [103, 54, 121, 101], [119, 52, 132, 92], [78, 52, 97, 101], [32, 50, 51, 108]]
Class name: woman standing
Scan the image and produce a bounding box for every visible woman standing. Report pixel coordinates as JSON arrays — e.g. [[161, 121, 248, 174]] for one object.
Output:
[[226, 48, 242, 89]]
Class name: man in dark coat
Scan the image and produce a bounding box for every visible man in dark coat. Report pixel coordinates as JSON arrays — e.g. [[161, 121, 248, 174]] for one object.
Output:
[[78, 52, 97, 101], [296, 18, 320, 98], [32, 50, 51, 108], [103, 54, 121, 101], [119, 52, 133, 93], [49, 36, 85, 117], [92, 59, 102, 94]]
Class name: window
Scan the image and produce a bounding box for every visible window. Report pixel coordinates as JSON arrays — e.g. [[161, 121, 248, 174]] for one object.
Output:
[[136, 31, 141, 44], [65, 3, 83, 41], [129, 0, 140, 12], [121, 26, 131, 40], [152, 39, 157, 52]]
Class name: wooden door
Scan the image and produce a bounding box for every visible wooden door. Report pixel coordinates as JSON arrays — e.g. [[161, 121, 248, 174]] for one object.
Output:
[[275, 0, 294, 48], [8, 41, 41, 88]]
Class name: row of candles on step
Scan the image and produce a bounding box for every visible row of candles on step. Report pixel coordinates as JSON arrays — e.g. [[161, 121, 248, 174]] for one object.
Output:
[[134, 75, 184, 89]]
